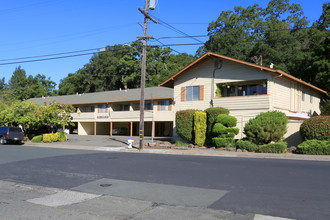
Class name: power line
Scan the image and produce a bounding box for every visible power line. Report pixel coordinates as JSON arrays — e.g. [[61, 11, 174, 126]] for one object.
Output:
[[0, 48, 103, 62], [153, 39, 182, 54], [150, 14, 204, 44], [0, 52, 96, 66]]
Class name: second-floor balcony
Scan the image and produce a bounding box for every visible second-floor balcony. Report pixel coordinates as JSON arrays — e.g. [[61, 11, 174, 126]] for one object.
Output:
[[71, 110, 159, 122]]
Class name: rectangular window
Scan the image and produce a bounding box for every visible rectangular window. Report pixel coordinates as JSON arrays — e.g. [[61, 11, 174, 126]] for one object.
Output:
[[99, 104, 107, 113], [247, 84, 258, 95], [120, 105, 130, 111], [310, 94, 313, 104], [159, 100, 170, 111], [185, 86, 200, 101], [144, 103, 153, 110], [237, 85, 247, 96], [302, 91, 305, 102], [219, 81, 267, 97]]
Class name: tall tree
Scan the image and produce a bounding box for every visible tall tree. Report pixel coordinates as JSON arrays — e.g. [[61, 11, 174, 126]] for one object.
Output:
[[9, 66, 28, 101], [8, 66, 56, 101], [58, 41, 194, 95], [199, 0, 329, 92]]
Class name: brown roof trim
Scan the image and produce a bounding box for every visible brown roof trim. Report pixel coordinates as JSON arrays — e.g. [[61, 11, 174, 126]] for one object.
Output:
[[63, 97, 173, 106], [159, 52, 327, 94]]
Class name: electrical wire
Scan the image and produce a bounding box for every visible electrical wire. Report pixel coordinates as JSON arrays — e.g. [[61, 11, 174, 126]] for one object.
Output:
[[0, 48, 103, 62], [150, 14, 204, 44], [153, 39, 182, 54], [0, 52, 96, 66]]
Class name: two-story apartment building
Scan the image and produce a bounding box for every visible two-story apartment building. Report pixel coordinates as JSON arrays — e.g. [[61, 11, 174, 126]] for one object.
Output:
[[29, 87, 174, 137], [30, 52, 326, 145], [159, 52, 327, 145]]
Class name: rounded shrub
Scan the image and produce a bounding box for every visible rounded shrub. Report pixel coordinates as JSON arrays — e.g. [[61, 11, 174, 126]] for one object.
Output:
[[205, 107, 229, 141], [31, 135, 43, 143], [212, 114, 239, 148], [258, 142, 287, 153], [236, 140, 258, 152], [300, 116, 330, 141], [244, 111, 288, 145], [215, 114, 237, 127], [176, 110, 197, 143], [297, 140, 330, 155], [212, 137, 235, 148], [56, 132, 67, 142], [43, 133, 58, 143], [194, 111, 207, 146]]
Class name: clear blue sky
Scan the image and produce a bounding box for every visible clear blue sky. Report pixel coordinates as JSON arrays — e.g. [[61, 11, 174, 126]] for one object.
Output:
[[0, 0, 327, 88]]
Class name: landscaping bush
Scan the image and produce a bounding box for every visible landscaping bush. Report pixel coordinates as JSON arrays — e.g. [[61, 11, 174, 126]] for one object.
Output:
[[236, 140, 258, 152], [212, 114, 239, 148], [56, 132, 67, 142], [215, 114, 237, 128], [176, 110, 197, 143], [31, 135, 43, 143], [43, 133, 58, 143], [194, 111, 207, 146], [23, 137, 29, 142], [205, 107, 229, 140], [297, 140, 330, 155], [300, 116, 330, 141], [212, 137, 235, 148], [244, 111, 288, 145], [175, 141, 189, 147], [258, 142, 287, 153]]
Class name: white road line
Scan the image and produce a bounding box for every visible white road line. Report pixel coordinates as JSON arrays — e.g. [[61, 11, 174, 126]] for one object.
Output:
[[27, 190, 100, 207], [254, 214, 295, 220]]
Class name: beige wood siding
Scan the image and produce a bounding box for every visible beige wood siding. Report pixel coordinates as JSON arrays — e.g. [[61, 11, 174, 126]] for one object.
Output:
[[174, 59, 273, 112], [213, 95, 270, 111], [273, 77, 291, 111], [301, 87, 321, 115]]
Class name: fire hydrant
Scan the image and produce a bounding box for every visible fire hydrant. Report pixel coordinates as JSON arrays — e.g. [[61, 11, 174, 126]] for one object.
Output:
[[127, 138, 134, 149]]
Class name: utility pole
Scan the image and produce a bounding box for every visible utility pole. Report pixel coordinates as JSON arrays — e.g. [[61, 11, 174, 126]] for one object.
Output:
[[137, 0, 157, 150]]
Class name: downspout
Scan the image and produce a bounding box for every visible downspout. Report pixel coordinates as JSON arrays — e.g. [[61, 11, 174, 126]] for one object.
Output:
[[211, 60, 223, 107]]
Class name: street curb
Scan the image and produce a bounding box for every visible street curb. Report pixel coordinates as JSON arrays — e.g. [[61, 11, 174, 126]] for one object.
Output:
[[24, 142, 330, 162]]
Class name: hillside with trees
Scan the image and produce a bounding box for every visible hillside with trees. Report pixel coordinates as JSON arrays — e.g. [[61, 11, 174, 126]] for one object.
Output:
[[0, 0, 328, 113]]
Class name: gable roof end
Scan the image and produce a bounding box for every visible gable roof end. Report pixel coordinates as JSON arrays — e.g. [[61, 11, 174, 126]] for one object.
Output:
[[159, 52, 327, 94]]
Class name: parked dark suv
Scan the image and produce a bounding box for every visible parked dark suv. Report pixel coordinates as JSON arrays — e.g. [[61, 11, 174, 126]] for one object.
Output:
[[0, 126, 24, 145]]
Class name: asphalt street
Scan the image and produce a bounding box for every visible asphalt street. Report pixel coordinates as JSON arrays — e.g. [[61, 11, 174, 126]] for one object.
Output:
[[0, 144, 329, 220]]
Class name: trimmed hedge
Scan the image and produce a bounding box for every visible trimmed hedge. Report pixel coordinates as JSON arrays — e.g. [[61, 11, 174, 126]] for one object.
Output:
[[300, 116, 330, 141], [31, 135, 43, 143], [297, 140, 330, 155], [212, 137, 235, 148], [244, 111, 288, 145], [212, 123, 238, 138], [258, 142, 287, 153], [194, 111, 207, 146], [205, 107, 229, 140], [43, 133, 58, 143], [215, 114, 237, 127], [56, 132, 67, 142], [212, 114, 239, 148], [236, 140, 258, 152], [176, 110, 197, 143]]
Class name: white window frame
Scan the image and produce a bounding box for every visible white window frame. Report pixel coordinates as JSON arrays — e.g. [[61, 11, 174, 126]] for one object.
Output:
[[185, 86, 200, 101]]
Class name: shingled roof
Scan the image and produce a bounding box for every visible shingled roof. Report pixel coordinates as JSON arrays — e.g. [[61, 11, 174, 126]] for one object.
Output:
[[28, 87, 173, 105], [159, 52, 327, 94]]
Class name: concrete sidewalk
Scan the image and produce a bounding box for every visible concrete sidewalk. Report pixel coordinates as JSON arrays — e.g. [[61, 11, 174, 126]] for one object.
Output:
[[0, 179, 293, 220], [23, 135, 330, 162]]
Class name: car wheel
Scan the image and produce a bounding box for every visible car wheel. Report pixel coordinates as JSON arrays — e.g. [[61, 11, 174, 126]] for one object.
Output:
[[0, 137, 5, 145]]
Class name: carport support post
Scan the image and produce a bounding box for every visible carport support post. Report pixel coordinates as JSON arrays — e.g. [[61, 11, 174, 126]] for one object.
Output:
[[130, 122, 133, 137], [110, 122, 113, 136], [94, 122, 96, 136]]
